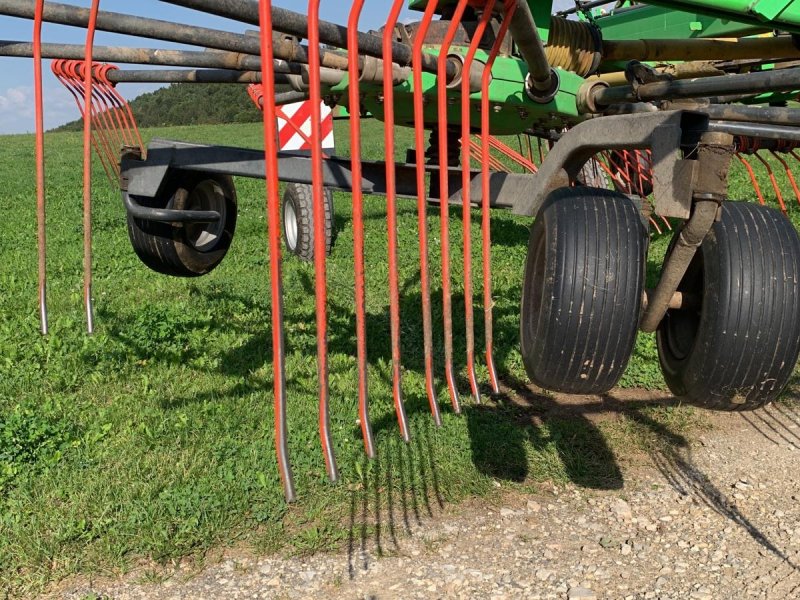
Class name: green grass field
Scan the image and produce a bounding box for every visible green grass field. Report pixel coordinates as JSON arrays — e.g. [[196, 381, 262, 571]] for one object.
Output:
[[0, 120, 796, 595]]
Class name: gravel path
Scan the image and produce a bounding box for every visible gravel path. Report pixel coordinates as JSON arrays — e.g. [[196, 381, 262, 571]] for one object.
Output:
[[58, 401, 800, 600]]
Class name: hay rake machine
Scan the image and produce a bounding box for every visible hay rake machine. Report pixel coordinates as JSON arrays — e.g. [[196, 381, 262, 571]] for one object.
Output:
[[8, 0, 800, 500]]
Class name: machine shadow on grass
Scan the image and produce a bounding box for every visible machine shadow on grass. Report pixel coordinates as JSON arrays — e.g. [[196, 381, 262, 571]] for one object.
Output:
[[94, 212, 789, 570]]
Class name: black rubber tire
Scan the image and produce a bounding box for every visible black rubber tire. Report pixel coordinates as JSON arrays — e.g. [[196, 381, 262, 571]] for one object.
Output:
[[657, 202, 800, 410], [126, 171, 237, 277], [282, 182, 334, 262], [521, 187, 647, 394]]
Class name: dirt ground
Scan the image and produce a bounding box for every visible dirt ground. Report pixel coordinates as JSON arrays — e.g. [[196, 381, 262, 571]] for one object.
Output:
[[56, 394, 800, 600]]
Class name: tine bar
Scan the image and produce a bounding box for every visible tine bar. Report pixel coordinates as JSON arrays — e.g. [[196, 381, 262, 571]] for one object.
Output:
[[481, 0, 518, 394], [347, 0, 376, 458], [769, 150, 800, 207], [258, 0, 296, 502], [437, 0, 471, 414], [308, 0, 339, 480], [384, 0, 411, 442], [412, 0, 443, 427], [82, 0, 101, 335], [461, 1, 497, 403], [754, 151, 788, 213], [33, 0, 48, 335]]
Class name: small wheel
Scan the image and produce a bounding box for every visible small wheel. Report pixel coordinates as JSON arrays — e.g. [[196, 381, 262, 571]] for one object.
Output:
[[282, 182, 334, 262], [126, 171, 237, 277], [521, 187, 647, 394], [657, 202, 800, 410]]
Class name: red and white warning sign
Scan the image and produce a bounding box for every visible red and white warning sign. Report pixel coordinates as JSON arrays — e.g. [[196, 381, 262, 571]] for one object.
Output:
[[276, 101, 335, 152]]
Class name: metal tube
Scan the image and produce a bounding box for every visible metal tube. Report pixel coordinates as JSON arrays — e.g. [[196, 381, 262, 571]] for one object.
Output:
[[708, 120, 800, 142], [481, 0, 517, 395], [437, 0, 469, 415], [591, 66, 800, 108], [674, 102, 800, 126], [307, 0, 339, 483], [33, 0, 47, 335], [158, 0, 456, 79], [82, 0, 99, 335], [412, 0, 442, 427], [0, 0, 349, 71], [0, 39, 268, 70], [603, 36, 800, 64], [383, 0, 411, 443], [346, 0, 376, 459], [640, 200, 718, 333], [257, 0, 295, 503], [100, 66, 342, 87], [461, 0, 497, 403], [507, 0, 553, 95]]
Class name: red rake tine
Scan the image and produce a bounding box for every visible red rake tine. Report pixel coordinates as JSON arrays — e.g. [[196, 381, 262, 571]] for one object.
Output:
[[769, 150, 800, 208], [480, 0, 517, 394], [52, 62, 116, 183], [82, 0, 101, 335], [736, 152, 767, 205], [754, 150, 788, 213], [412, 0, 443, 428], [258, 0, 295, 502], [437, 0, 471, 414], [347, 0, 377, 457], [383, 0, 411, 442], [33, 0, 48, 335], [461, 0, 497, 403], [308, 0, 340, 479]]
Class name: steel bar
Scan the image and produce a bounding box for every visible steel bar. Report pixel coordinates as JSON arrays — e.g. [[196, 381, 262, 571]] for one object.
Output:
[[307, 0, 339, 482], [640, 200, 719, 333], [158, 0, 455, 79], [603, 36, 800, 64], [680, 102, 800, 126], [438, 0, 469, 414], [82, 0, 100, 335], [257, 0, 295, 503], [346, 0, 376, 459], [33, 0, 47, 335], [0, 1, 349, 72], [709, 120, 800, 143], [412, 0, 442, 427], [383, 0, 411, 443], [507, 0, 553, 95], [0, 39, 268, 70], [591, 66, 800, 109], [461, 1, 496, 403], [481, 0, 517, 394]]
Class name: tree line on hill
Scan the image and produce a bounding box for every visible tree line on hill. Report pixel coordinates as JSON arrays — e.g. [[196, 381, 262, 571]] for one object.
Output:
[[54, 83, 263, 131]]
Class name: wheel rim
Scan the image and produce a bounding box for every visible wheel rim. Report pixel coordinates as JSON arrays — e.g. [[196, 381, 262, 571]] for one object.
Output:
[[284, 198, 298, 252], [184, 180, 227, 252]]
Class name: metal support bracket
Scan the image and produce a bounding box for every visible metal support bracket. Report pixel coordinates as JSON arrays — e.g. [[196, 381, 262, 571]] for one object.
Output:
[[512, 110, 710, 217]]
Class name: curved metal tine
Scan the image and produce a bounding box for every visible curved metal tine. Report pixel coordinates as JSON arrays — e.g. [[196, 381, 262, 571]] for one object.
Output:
[[308, 0, 340, 480], [769, 149, 800, 208], [737, 153, 767, 205], [33, 0, 48, 335], [754, 151, 788, 213], [411, 0, 443, 427], [461, 0, 498, 403], [480, 0, 518, 394], [82, 0, 102, 335], [383, 0, 411, 442], [347, 0, 377, 458], [436, 0, 471, 414], [258, 0, 296, 502]]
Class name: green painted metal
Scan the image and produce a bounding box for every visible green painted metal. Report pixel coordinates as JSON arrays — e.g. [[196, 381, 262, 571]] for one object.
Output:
[[330, 48, 583, 136], [595, 5, 767, 39], [643, 0, 800, 33]]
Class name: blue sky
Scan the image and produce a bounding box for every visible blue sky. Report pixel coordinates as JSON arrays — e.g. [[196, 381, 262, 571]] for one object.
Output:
[[0, 0, 573, 134]]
